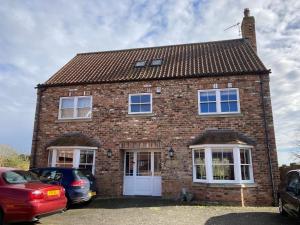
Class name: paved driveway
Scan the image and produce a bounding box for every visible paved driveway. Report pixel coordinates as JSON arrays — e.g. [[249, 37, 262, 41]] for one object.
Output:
[[35, 198, 298, 225]]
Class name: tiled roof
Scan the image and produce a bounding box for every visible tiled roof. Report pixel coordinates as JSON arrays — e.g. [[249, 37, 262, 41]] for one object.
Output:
[[190, 129, 256, 145], [42, 38, 269, 87]]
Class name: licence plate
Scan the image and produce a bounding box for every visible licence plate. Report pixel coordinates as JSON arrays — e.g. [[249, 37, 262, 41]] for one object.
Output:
[[47, 190, 60, 196], [88, 191, 96, 197]]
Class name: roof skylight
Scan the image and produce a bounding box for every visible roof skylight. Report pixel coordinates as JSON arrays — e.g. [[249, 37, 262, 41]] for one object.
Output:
[[135, 60, 147, 67], [151, 59, 163, 66]]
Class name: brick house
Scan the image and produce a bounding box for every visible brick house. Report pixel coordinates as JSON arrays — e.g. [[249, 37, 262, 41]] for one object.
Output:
[[31, 9, 279, 206]]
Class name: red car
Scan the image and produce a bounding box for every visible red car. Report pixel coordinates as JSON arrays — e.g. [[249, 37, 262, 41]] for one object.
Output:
[[0, 167, 67, 224]]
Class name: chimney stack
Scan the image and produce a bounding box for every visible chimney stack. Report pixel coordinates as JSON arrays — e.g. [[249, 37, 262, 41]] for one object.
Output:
[[241, 8, 257, 52]]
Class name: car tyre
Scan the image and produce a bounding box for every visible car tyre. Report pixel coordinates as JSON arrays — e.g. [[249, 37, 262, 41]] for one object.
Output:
[[278, 197, 288, 216]]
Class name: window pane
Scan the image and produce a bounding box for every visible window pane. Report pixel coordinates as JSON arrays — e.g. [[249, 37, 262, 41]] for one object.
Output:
[[131, 104, 140, 112], [79, 164, 93, 173], [221, 102, 229, 112], [212, 151, 222, 164], [228, 90, 237, 100], [240, 149, 250, 164], [194, 150, 205, 164], [131, 95, 140, 103], [77, 97, 91, 108], [125, 152, 134, 176], [209, 102, 217, 112], [207, 91, 216, 101], [223, 151, 233, 164], [141, 95, 150, 103], [61, 98, 74, 108], [137, 152, 151, 176], [77, 108, 91, 118], [141, 104, 151, 112], [229, 102, 238, 112], [221, 90, 229, 101], [213, 165, 235, 180], [200, 92, 208, 102], [200, 103, 209, 113], [61, 108, 74, 118], [56, 150, 73, 165], [196, 165, 206, 179], [241, 165, 250, 180]]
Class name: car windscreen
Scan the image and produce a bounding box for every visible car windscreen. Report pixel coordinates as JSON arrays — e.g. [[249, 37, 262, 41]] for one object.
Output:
[[3, 170, 41, 184]]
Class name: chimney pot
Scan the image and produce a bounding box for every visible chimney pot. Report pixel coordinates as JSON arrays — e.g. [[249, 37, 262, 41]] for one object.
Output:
[[244, 8, 250, 17]]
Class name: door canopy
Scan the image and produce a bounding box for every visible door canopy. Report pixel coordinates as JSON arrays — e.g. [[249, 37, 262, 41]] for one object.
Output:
[[46, 132, 100, 148], [190, 129, 255, 145]]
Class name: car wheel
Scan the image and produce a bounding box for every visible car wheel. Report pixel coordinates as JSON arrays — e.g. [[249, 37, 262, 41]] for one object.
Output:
[[279, 197, 287, 216]]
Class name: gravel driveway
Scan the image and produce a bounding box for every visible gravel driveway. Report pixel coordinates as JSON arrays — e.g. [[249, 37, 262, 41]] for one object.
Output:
[[35, 198, 298, 225]]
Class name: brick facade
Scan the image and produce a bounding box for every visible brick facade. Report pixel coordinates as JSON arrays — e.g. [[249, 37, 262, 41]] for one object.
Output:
[[31, 74, 279, 206]]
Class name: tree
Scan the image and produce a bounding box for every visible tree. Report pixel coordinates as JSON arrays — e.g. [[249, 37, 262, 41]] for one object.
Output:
[[0, 145, 30, 170]]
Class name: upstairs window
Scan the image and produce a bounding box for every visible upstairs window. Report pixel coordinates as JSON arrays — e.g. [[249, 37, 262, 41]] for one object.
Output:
[[128, 93, 152, 114], [135, 60, 147, 67], [59, 96, 92, 119], [151, 59, 162, 66], [198, 88, 240, 115]]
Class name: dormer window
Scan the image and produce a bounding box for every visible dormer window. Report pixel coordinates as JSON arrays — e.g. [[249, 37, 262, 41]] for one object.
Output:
[[151, 59, 162, 66], [135, 60, 147, 68]]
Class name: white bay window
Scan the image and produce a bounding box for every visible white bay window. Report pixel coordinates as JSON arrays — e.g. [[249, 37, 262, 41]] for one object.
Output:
[[48, 147, 96, 174], [192, 145, 253, 184]]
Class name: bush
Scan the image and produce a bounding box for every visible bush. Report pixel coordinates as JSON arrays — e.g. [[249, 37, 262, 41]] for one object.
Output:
[[0, 145, 30, 170]]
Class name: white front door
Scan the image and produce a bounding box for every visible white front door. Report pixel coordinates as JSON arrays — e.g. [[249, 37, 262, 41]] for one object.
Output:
[[123, 151, 162, 196]]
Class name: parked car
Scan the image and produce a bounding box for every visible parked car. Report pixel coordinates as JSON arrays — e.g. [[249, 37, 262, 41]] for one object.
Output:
[[30, 167, 97, 205], [0, 167, 67, 224], [278, 169, 300, 217]]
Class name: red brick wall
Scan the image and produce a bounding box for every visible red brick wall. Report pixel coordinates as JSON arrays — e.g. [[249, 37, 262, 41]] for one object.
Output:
[[31, 74, 279, 206]]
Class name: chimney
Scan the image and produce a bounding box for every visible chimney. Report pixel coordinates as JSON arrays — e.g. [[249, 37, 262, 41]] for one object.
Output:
[[241, 8, 257, 52]]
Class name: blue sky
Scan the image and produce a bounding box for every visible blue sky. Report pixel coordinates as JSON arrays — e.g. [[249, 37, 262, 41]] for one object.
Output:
[[0, 0, 299, 165]]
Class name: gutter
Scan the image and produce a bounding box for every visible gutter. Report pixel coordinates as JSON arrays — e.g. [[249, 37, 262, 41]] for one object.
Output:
[[30, 85, 45, 168], [259, 74, 276, 205]]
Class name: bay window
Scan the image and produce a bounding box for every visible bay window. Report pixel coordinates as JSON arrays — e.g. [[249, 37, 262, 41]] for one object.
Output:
[[48, 147, 96, 174], [192, 145, 253, 184], [59, 96, 92, 119]]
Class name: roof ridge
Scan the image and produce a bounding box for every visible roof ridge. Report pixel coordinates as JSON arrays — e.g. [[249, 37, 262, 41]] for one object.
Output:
[[77, 38, 246, 56]]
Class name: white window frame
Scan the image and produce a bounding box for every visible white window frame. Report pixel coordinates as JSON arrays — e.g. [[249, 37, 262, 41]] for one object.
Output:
[[58, 96, 93, 120], [47, 146, 97, 174], [191, 144, 254, 184], [128, 93, 153, 114], [198, 88, 240, 115]]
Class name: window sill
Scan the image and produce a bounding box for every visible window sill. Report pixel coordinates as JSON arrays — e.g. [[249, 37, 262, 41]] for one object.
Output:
[[198, 113, 243, 118], [55, 118, 93, 123], [126, 113, 155, 117], [192, 182, 257, 188]]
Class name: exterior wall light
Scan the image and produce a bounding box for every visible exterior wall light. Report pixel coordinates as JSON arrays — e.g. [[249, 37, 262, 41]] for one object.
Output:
[[168, 147, 174, 158], [107, 149, 112, 158]]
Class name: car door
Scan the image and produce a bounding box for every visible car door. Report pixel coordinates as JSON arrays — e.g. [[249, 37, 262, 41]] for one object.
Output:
[[284, 172, 300, 216]]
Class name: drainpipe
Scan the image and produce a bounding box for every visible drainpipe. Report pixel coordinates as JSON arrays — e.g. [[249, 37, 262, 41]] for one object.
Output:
[[259, 74, 276, 205], [30, 84, 45, 168]]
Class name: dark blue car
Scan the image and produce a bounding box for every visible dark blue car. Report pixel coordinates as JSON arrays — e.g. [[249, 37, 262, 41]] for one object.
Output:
[[30, 167, 97, 205]]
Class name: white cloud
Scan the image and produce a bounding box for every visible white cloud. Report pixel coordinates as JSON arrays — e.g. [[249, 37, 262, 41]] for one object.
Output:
[[0, 0, 299, 161]]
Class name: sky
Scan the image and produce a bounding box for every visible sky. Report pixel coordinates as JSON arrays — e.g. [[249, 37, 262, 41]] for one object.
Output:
[[0, 0, 299, 165]]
